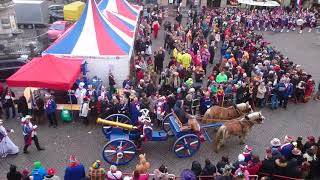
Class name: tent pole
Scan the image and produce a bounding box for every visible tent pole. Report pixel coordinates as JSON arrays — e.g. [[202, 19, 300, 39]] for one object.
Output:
[[68, 90, 74, 122]]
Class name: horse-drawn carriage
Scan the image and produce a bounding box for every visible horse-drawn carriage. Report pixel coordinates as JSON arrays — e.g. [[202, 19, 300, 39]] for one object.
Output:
[[96, 102, 264, 165], [96, 111, 223, 165]]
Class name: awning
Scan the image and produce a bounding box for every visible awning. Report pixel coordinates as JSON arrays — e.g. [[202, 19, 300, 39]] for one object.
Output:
[[238, 0, 280, 6], [7, 55, 83, 91]]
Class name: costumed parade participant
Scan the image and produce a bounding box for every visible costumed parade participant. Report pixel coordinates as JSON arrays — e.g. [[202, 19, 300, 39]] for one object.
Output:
[[200, 91, 212, 115], [155, 96, 167, 126], [0, 119, 19, 157], [22, 115, 44, 154], [242, 145, 253, 163], [280, 135, 294, 159], [64, 155, 86, 180], [130, 97, 142, 126], [75, 82, 87, 104], [87, 85, 97, 102]]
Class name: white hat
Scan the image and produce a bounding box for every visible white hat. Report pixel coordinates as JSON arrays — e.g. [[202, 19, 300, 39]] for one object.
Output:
[[0, 119, 3, 124], [270, 138, 281, 147], [238, 154, 245, 162], [135, 65, 141, 69], [79, 82, 85, 88], [188, 88, 195, 93]]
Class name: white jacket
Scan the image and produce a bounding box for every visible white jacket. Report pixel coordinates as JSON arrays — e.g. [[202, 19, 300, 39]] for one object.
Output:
[[79, 102, 89, 117]]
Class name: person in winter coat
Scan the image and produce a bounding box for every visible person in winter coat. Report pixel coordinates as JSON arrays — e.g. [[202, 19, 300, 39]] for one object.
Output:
[[191, 161, 202, 180], [17, 96, 29, 117], [154, 50, 165, 74], [274, 156, 288, 177], [256, 82, 267, 108], [246, 155, 262, 175], [153, 165, 169, 180], [291, 148, 303, 166], [106, 165, 122, 180], [280, 135, 294, 159], [286, 158, 302, 178], [7, 165, 22, 180], [31, 161, 47, 180], [44, 168, 61, 180], [64, 155, 86, 180], [260, 151, 276, 176], [2, 88, 16, 119], [45, 94, 57, 128], [201, 159, 217, 180], [152, 20, 160, 39], [216, 156, 229, 174], [79, 97, 90, 125]]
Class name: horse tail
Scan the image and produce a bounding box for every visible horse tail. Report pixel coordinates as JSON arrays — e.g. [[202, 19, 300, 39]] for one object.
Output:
[[214, 125, 227, 152]]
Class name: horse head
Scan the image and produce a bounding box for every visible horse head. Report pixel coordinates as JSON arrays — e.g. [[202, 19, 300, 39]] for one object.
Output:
[[244, 111, 265, 124], [236, 102, 253, 113]]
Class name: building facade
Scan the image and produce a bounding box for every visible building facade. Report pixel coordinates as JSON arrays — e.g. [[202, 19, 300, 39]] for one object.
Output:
[[0, 0, 18, 40]]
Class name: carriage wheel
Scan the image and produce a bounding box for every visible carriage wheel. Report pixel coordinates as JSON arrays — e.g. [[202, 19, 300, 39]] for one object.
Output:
[[102, 114, 132, 136], [162, 113, 173, 136], [102, 139, 136, 165], [173, 134, 201, 158]]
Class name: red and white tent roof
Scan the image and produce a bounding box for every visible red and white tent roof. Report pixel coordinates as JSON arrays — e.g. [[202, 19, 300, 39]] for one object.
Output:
[[98, 0, 142, 22], [44, 0, 133, 57]]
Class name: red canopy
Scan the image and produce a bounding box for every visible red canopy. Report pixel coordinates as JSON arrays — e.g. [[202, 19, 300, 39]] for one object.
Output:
[[7, 55, 83, 91]]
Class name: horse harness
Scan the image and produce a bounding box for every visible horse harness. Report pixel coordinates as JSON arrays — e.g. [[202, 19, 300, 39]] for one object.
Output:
[[239, 119, 255, 135]]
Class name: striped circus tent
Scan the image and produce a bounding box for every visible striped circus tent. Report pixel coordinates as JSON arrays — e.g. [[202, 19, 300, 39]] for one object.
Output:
[[43, 0, 133, 57], [98, 0, 142, 22]]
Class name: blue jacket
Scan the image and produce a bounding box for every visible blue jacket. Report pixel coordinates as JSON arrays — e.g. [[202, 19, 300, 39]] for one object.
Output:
[[64, 164, 86, 180], [31, 167, 47, 180], [281, 143, 294, 158], [130, 102, 141, 126], [45, 100, 57, 114], [284, 83, 293, 97]]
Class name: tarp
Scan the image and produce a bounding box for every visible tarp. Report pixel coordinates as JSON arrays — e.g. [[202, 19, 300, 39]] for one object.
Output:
[[64, 1, 86, 21], [238, 0, 280, 6], [43, 0, 133, 57], [7, 55, 83, 91], [98, 0, 142, 21]]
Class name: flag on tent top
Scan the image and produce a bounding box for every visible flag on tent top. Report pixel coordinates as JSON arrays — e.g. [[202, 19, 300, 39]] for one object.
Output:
[[98, 0, 141, 21], [44, 0, 133, 57]]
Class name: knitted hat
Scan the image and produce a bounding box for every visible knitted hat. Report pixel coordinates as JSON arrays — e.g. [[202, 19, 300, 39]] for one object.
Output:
[[47, 168, 56, 176], [92, 160, 102, 169], [238, 154, 245, 162], [34, 161, 42, 169]]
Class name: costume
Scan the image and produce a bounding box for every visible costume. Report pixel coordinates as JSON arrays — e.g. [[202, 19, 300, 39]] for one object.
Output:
[[75, 82, 87, 104], [0, 121, 19, 157], [22, 116, 44, 153], [130, 101, 142, 126], [88, 160, 105, 180], [64, 156, 86, 180], [280, 135, 294, 158], [200, 95, 212, 115], [156, 97, 166, 125]]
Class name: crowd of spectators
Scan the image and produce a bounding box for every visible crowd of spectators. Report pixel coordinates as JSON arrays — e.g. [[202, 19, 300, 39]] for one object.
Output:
[[6, 135, 320, 180]]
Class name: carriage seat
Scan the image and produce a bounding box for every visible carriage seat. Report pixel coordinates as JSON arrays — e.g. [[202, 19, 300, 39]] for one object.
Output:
[[143, 126, 168, 141], [169, 114, 191, 137]]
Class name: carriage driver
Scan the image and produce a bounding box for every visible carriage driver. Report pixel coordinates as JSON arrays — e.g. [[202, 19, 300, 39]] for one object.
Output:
[[173, 100, 201, 132]]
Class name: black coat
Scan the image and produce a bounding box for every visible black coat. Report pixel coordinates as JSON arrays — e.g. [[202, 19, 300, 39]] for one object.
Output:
[[7, 171, 22, 180], [17, 96, 28, 115], [201, 163, 217, 180], [260, 158, 276, 175], [286, 159, 302, 178], [216, 161, 227, 175]]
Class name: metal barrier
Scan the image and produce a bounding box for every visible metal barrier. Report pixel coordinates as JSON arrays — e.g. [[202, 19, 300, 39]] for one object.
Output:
[[259, 172, 304, 180], [121, 172, 259, 180]]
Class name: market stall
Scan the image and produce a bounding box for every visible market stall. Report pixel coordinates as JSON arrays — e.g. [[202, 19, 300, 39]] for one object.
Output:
[[43, 0, 134, 87]]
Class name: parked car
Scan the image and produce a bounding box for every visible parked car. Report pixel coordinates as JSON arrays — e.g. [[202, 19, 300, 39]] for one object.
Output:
[[48, 4, 64, 23], [47, 21, 72, 41], [0, 59, 27, 82]]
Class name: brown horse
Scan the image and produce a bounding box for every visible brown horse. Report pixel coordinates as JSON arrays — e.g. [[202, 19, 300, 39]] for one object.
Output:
[[202, 102, 253, 124], [213, 112, 265, 153]]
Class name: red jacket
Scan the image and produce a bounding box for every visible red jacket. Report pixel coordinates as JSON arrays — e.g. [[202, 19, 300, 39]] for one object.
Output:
[[246, 161, 262, 175]]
